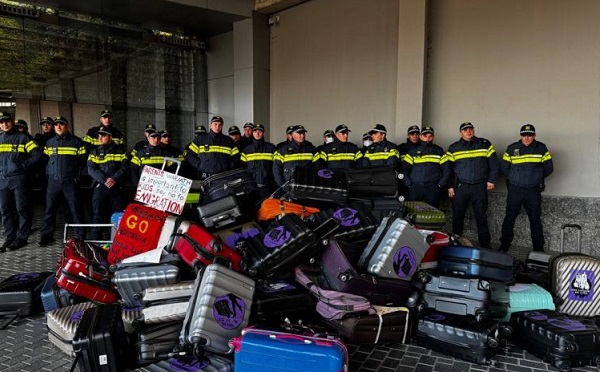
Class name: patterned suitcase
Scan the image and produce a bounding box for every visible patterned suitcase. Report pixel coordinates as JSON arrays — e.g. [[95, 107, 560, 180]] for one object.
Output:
[[179, 264, 255, 355], [416, 310, 512, 365], [288, 166, 349, 205], [230, 327, 348, 372], [46, 301, 97, 356], [503, 283, 554, 322], [358, 216, 429, 281], [138, 354, 233, 372], [415, 272, 510, 321], [198, 195, 245, 230], [319, 239, 412, 306], [510, 310, 600, 370], [307, 202, 380, 244], [550, 253, 600, 317], [437, 245, 514, 283], [403, 201, 446, 229]]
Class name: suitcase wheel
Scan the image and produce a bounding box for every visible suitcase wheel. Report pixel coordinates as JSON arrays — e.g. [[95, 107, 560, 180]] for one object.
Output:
[[416, 301, 427, 313], [499, 324, 512, 337], [338, 273, 349, 282], [487, 336, 499, 349], [555, 359, 571, 371], [417, 271, 431, 284], [109, 264, 117, 273], [321, 238, 329, 246], [564, 340, 578, 353], [595, 356, 600, 367], [405, 291, 419, 308], [475, 311, 486, 322]]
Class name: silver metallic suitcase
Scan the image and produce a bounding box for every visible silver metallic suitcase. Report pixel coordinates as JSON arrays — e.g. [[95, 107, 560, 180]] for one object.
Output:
[[136, 281, 195, 327], [179, 264, 255, 355], [358, 216, 428, 280], [46, 301, 96, 356], [142, 281, 195, 303], [551, 253, 600, 316], [122, 305, 143, 334]]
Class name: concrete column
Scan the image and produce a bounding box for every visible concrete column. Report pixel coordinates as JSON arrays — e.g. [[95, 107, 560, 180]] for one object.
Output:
[[233, 12, 271, 132], [395, 0, 428, 133]]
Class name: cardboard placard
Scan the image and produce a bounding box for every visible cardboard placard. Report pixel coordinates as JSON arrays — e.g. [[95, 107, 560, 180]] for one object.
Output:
[[135, 165, 192, 215]]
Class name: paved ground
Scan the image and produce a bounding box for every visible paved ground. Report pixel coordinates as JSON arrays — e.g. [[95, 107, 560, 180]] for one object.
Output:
[[0, 207, 597, 372]]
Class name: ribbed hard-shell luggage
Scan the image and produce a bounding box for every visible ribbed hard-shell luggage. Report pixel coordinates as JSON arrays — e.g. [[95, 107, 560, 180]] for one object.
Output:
[[230, 327, 348, 372], [415, 272, 509, 321], [179, 264, 255, 355], [343, 166, 399, 198], [307, 202, 380, 244], [141, 281, 195, 303], [242, 214, 319, 279], [136, 282, 194, 327], [46, 301, 96, 356], [551, 253, 600, 317], [358, 216, 429, 281], [415, 310, 512, 365], [324, 306, 411, 344], [198, 195, 245, 230], [133, 321, 182, 365], [171, 224, 246, 273], [403, 201, 446, 229], [319, 239, 412, 306], [503, 283, 554, 322], [138, 354, 233, 372], [213, 222, 262, 250], [122, 305, 142, 334], [437, 245, 514, 283], [510, 310, 600, 370], [41, 274, 81, 313], [251, 280, 316, 324], [0, 271, 53, 327], [417, 229, 451, 270], [288, 166, 348, 205], [72, 303, 128, 372], [112, 253, 181, 307]]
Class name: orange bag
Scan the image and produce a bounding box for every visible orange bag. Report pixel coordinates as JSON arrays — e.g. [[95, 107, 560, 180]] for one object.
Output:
[[257, 198, 320, 222]]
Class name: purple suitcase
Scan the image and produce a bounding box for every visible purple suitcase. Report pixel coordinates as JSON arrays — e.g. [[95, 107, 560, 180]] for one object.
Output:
[[319, 239, 412, 306]]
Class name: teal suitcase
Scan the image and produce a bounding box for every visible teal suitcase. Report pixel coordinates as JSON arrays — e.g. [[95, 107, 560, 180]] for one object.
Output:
[[503, 283, 555, 322]]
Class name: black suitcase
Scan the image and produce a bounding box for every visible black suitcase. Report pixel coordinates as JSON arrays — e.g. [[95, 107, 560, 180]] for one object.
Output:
[[241, 214, 321, 279], [319, 239, 412, 306], [510, 310, 600, 370], [251, 280, 318, 325], [197, 195, 246, 230], [350, 197, 404, 222], [415, 310, 512, 366], [133, 321, 182, 366], [201, 168, 259, 208], [72, 303, 128, 372], [437, 245, 515, 284], [343, 166, 399, 198], [288, 166, 348, 205], [306, 202, 380, 245], [324, 307, 411, 344], [0, 271, 53, 328]]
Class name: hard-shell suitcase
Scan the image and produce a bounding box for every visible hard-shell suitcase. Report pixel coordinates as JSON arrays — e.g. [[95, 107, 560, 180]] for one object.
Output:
[[41, 274, 81, 313], [110, 211, 124, 241], [0, 271, 53, 327], [136, 281, 194, 327], [112, 253, 181, 307], [230, 327, 348, 372], [201, 168, 259, 207], [417, 229, 451, 270], [350, 197, 403, 222], [324, 306, 411, 344], [213, 222, 262, 250], [251, 280, 316, 325], [288, 166, 348, 205], [155, 216, 193, 250], [122, 305, 142, 334], [416, 310, 512, 365], [343, 166, 399, 198], [141, 281, 195, 303], [198, 195, 245, 230], [551, 253, 600, 317], [510, 310, 600, 370], [358, 216, 429, 281], [72, 303, 128, 372], [171, 224, 246, 273], [46, 301, 97, 356], [403, 201, 446, 229], [133, 321, 182, 365], [503, 283, 554, 322], [307, 202, 380, 244], [437, 245, 514, 283], [319, 239, 412, 306], [138, 354, 233, 372], [179, 264, 255, 355], [415, 272, 510, 321]]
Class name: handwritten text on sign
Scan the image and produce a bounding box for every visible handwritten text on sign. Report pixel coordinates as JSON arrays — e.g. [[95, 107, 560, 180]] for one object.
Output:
[[135, 166, 193, 215]]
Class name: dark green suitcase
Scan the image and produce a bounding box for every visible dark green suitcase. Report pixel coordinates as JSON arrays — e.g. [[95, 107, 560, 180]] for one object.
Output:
[[403, 201, 446, 229]]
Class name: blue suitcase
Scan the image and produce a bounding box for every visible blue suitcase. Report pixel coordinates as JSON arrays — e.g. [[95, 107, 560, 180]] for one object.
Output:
[[230, 327, 348, 372], [40, 275, 81, 313], [437, 245, 514, 283]]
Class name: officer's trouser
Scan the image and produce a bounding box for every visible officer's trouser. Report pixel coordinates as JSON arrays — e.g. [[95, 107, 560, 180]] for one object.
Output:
[[0, 177, 30, 242], [408, 184, 442, 209], [500, 184, 544, 251], [41, 179, 83, 239], [92, 184, 123, 240], [452, 182, 490, 247]]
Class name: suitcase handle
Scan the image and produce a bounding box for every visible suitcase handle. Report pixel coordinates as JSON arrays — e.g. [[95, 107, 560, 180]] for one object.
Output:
[[161, 157, 181, 175], [560, 223, 582, 253]]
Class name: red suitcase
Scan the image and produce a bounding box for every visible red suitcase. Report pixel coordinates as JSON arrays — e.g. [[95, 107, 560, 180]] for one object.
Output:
[[170, 224, 247, 272], [56, 238, 119, 304]]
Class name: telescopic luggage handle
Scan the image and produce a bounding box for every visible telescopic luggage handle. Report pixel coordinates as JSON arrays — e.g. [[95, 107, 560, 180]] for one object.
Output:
[[161, 157, 181, 175], [63, 223, 114, 244], [560, 223, 582, 253]]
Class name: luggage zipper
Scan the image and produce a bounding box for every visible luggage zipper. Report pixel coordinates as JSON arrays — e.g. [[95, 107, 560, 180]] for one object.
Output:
[[440, 256, 512, 271]]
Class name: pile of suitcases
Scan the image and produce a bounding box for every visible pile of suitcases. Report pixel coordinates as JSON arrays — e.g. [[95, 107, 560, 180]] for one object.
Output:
[[3, 165, 600, 371]]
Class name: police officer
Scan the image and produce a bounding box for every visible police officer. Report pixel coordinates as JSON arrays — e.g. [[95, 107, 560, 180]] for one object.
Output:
[[446, 122, 499, 248], [275, 125, 294, 150], [87, 125, 128, 240], [0, 112, 42, 251], [185, 116, 238, 179], [240, 124, 276, 199], [194, 125, 206, 137], [39, 116, 87, 246], [130, 131, 175, 182], [401, 126, 449, 208], [359, 124, 399, 168], [15, 119, 30, 134], [273, 125, 317, 186], [240, 122, 254, 149], [33, 117, 56, 203], [397, 125, 421, 161], [84, 109, 124, 149], [319, 124, 362, 170], [499, 124, 553, 252], [228, 126, 244, 150], [159, 130, 185, 163], [360, 132, 373, 155], [130, 124, 158, 158]]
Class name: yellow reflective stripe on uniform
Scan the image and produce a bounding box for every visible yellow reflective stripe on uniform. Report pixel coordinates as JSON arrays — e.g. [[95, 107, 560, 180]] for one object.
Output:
[[131, 156, 142, 166], [140, 156, 166, 165], [486, 145, 496, 157], [44, 147, 81, 156], [113, 137, 124, 145], [364, 150, 399, 161], [188, 143, 200, 155], [312, 153, 320, 163], [25, 140, 38, 152], [450, 148, 490, 161], [542, 151, 552, 162], [439, 154, 448, 164], [231, 147, 239, 156], [281, 153, 315, 163], [88, 153, 127, 164], [354, 152, 363, 161], [274, 152, 285, 162], [324, 153, 358, 162], [197, 145, 235, 156], [404, 154, 414, 165], [504, 153, 545, 165], [0, 144, 26, 153], [241, 153, 274, 162], [83, 135, 95, 144], [412, 155, 444, 164]]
